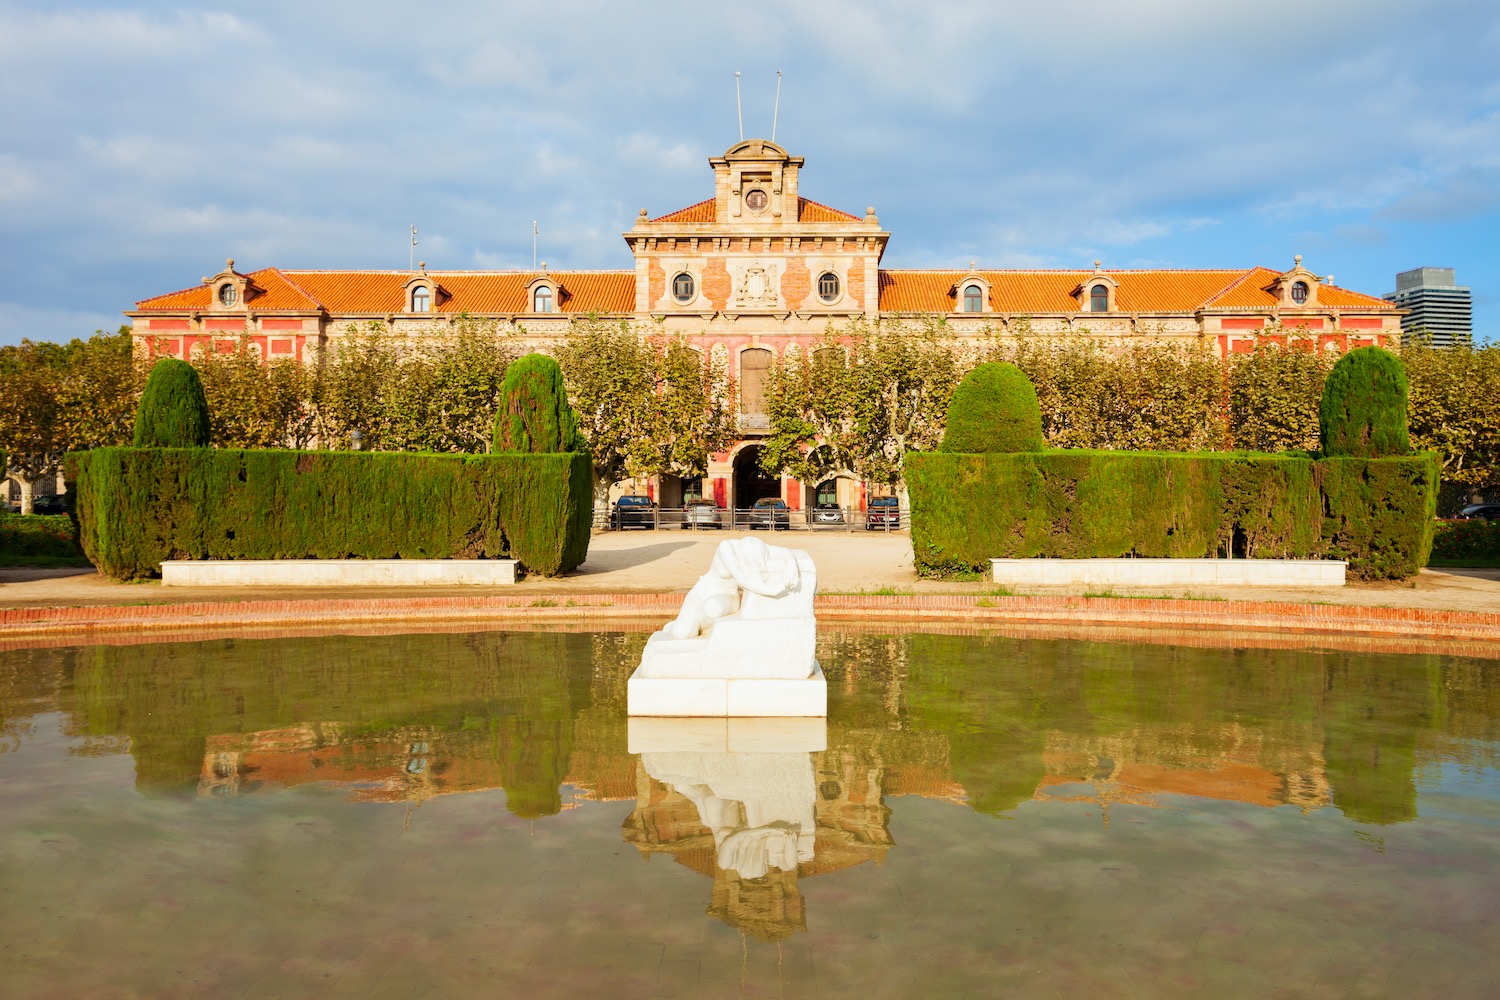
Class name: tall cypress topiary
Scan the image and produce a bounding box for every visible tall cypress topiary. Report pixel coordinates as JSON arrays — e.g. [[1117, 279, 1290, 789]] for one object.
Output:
[[1319, 346, 1410, 458], [133, 358, 211, 448], [939, 362, 1044, 453], [493, 353, 582, 453]]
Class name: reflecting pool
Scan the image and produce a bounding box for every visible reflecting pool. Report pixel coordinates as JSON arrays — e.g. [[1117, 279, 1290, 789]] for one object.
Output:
[[2, 628, 1499, 999]]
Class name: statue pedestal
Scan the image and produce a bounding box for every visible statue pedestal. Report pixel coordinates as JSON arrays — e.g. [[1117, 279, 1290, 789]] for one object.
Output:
[[626, 538, 827, 717], [628, 663, 827, 717]]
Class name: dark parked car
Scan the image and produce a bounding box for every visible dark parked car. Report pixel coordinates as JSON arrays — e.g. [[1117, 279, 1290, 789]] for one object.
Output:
[[27, 494, 68, 515], [611, 494, 656, 529], [865, 496, 901, 530], [1457, 503, 1500, 521], [811, 503, 845, 527], [746, 497, 790, 530]]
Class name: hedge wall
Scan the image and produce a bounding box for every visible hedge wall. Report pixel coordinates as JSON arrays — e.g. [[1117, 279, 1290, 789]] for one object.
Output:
[[1431, 520, 1500, 564], [66, 448, 593, 580], [907, 450, 1438, 580]]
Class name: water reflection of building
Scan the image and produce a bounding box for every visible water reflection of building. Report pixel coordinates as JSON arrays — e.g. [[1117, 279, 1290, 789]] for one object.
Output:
[[1034, 729, 1332, 817]]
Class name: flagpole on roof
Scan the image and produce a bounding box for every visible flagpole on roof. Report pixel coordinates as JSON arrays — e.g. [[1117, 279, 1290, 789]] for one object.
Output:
[[735, 71, 743, 141], [772, 70, 782, 143], [533, 221, 538, 270], [409, 225, 418, 272]]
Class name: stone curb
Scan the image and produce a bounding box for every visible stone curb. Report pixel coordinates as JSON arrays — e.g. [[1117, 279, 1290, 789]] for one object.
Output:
[[1, 592, 1497, 642]]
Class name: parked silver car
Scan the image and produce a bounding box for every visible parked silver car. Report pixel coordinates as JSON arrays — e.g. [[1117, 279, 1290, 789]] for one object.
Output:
[[682, 499, 724, 529], [811, 503, 846, 527]]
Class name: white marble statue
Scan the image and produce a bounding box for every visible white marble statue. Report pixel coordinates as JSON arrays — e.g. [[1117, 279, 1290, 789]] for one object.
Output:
[[665, 536, 807, 640], [628, 537, 826, 716], [642, 750, 816, 879]]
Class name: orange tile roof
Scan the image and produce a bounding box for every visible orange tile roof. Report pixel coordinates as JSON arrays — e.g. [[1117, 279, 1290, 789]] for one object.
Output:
[[652, 198, 715, 223], [136, 269, 635, 314], [878, 267, 1399, 314], [797, 197, 862, 223]]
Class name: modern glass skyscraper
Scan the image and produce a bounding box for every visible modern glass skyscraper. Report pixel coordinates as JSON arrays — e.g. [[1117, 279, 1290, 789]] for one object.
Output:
[[1386, 267, 1473, 347]]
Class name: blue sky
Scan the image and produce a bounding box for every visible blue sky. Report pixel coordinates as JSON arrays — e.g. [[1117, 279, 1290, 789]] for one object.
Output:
[[2, 0, 1497, 345]]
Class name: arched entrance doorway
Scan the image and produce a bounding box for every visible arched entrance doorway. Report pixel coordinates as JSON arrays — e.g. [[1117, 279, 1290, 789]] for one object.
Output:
[[732, 445, 780, 511]]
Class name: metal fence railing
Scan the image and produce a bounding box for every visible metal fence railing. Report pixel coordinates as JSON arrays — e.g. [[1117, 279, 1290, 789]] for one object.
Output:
[[593, 505, 909, 533]]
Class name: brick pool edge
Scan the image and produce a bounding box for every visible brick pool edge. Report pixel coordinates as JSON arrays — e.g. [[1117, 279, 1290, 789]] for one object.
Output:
[[1, 592, 1497, 643]]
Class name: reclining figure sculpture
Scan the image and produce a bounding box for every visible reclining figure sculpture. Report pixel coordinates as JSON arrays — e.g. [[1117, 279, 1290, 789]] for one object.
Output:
[[627, 537, 825, 716]]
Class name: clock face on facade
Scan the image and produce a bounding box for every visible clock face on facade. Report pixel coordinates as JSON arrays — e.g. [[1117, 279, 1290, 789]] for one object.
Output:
[[744, 189, 768, 212]]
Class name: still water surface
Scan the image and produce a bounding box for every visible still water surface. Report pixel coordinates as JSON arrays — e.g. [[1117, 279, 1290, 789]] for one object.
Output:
[[2, 629, 1498, 999]]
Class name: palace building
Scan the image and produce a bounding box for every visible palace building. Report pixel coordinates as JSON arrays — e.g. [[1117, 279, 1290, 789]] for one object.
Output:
[[128, 139, 1403, 512]]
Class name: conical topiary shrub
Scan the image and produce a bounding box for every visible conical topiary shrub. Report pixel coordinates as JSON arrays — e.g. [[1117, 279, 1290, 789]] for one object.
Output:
[[133, 358, 211, 448], [1319, 346, 1410, 458], [493, 353, 582, 453], [938, 362, 1044, 453]]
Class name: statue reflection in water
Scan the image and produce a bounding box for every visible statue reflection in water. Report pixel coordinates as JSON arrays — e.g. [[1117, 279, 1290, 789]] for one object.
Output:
[[622, 720, 894, 943]]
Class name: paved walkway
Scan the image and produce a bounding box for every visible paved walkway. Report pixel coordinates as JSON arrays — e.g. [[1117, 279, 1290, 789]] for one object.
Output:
[[2, 530, 1497, 646], [3, 529, 1497, 612]]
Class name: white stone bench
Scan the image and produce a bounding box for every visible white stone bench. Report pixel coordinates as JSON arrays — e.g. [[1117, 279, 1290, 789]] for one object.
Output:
[[161, 559, 518, 587], [990, 557, 1346, 588]]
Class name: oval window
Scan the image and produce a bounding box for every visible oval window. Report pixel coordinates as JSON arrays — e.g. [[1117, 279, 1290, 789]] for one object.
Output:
[[818, 272, 840, 303], [745, 189, 768, 212], [1291, 281, 1309, 305], [218, 284, 237, 307], [672, 272, 695, 304]]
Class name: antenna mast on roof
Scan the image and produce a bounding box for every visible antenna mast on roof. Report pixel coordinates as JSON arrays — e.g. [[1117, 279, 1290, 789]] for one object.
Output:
[[409, 225, 418, 272], [533, 221, 538, 270], [771, 70, 782, 143], [735, 71, 743, 141]]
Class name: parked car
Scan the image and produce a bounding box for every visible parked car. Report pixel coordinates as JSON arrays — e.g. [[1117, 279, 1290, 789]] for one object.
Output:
[[682, 498, 724, 529], [865, 496, 901, 530], [811, 503, 846, 527], [746, 497, 790, 530], [27, 494, 68, 515], [1457, 503, 1500, 521], [611, 494, 656, 529]]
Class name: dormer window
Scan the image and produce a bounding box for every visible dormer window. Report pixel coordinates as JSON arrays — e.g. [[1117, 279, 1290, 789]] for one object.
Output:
[[411, 286, 430, 312], [1089, 284, 1109, 312], [818, 272, 840, 304], [672, 272, 695, 304], [963, 284, 983, 312], [533, 286, 554, 313], [218, 284, 237, 307], [1291, 281, 1309, 305]]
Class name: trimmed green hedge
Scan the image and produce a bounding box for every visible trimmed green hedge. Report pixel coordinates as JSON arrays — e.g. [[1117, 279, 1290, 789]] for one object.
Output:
[[907, 450, 1438, 580], [0, 513, 84, 560], [1320, 346, 1410, 458], [939, 362, 1044, 454], [494, 353, 582, 454], [1431, 520, 1500, 563], [66, 448, 593, 580], [134, 358, 211, 448]]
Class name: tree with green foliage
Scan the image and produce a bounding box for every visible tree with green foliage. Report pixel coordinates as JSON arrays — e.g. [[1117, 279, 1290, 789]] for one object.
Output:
[[554, 318, 736, 507], [193, 335, 315, 449], [134, 358, 211, 448], [1400, 339, 1500, 503], [989, 331, 1228, 452], [939, 361, 1043, 453], [1, 331, 141, 513], [494, 353, 582, 453], [1319, 346, 1410, 458], [762, 318, 967, 487]]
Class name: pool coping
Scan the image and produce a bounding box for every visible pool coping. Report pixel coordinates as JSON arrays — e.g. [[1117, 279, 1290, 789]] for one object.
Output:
[[1, 591, 1496, 644]]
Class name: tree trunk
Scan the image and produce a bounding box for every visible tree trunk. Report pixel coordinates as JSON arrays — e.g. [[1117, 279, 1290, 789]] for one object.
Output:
[[592, 473, 614, 528], [16, 475, 34, 516]]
